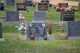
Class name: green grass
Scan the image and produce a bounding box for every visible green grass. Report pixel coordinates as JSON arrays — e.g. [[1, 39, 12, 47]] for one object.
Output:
[[0, 33, 80, 53]]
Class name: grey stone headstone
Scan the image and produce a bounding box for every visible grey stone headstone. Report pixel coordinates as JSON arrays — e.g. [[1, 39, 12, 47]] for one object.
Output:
[[33, 11, 46, 21], [5, 0, 15, 6], [16, 3, 26, 11], [27, 22, 47, 38], [6, 11, 19, 22], [68, 21, 80, 37], [0, 3, 4, 11], [0, 22, 2, 38], [61, 10, 75, 21]]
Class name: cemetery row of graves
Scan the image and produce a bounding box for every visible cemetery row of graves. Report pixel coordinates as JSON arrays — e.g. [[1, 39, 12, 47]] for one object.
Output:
[[0, 0, 80, 53], [0, 0, 80, 41]]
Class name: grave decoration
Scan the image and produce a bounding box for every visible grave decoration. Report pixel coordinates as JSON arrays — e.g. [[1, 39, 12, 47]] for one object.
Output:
[[56, 3, 68, 12], [16, 3, 26, 11], [38, 2, 48, 11], [61, 10, 75, 21], [0, 3, 4, 11], [6, 11, 19, 22], [5, 0, 15, 6], [0, 22, 2, 38], [27, 22, 47, 40]]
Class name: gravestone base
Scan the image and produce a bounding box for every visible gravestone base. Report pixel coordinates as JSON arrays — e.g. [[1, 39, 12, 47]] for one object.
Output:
[[68, 36, 80, 40]]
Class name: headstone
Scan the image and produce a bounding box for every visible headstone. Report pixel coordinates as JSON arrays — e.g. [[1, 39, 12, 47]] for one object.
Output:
[[0, 22, 2, 38], [41, 0, 49, 3], [25, 0, 33, 6], [61, 10, 75, 21], [33, 11, 46, 21], [78, 3, 80, 11], [5, 0, 15, 6], [38, 2, 48, 11], [6, 11, 19, 21], [16, 3, 26, 11], [68, 21, 80, 36], [27, 22, 47, 40], [0, 3, 4, 11]]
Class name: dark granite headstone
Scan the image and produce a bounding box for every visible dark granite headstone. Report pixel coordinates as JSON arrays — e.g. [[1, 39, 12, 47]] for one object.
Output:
[[78, 3, 80, 11], [6, 11, 19, 21], [0, 3, 4, 11], [61, 10, 75, 21], [16, 3, 26, 11], [38, 2, 48, 11], [68, 21, 80, 36], [41, 0, 49, 3], [33, 11, 46, 21], [0, 22, 2, 38], [27, 22, 47, 39], [25, 0, 33, 6], [5, 0, 15, 6]]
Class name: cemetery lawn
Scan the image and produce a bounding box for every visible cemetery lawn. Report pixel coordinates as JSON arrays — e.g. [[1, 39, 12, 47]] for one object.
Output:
[[0, 33, 80, 53]]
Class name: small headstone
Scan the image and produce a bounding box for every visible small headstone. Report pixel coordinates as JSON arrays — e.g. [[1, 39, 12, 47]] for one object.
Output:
[[38, 2, 48, 11], [5, 0, 15, 6], [25, 0, 33, 6], [68, 21, 80, 37], [16, 3, 26, 11], [61, 10, 75, 21], [33, 11, 46, 21], [6, 11, 19, 22], [0, 22, 2, 38], [0, 3, 4, 11]]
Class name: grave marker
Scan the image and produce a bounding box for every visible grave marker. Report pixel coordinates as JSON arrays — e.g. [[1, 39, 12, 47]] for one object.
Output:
[[33, 11, 46, 21], [27, 22, 47, 40], [78, 3, 80, 11], [61, 10, 75, 21], [68, 21, 80, 36], [16, 3, 26, 11], [0, 22, 2, 38], [6, 11, 19, 21], [0, 3, 4, 11], [41, 0, 49, 3], [25, 0, 33, 6], [5, 0, 15, 6], [38, 2, 48, 11]]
